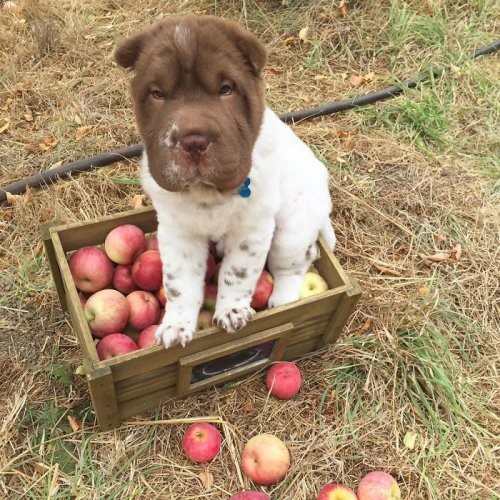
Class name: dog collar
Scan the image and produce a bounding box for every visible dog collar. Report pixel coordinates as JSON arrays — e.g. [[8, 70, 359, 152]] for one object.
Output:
[[236, 177, 251, 198]]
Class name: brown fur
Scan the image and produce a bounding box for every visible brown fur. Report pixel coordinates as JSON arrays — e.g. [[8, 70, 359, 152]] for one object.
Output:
[[114, 15, 267, 193]]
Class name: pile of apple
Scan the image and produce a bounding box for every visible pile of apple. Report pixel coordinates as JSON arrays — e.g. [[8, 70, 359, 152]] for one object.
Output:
[[182, 361, 401, 499], [68, 223, 329, 361]]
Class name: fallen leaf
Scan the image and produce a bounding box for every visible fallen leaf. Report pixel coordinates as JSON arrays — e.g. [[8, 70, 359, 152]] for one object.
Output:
[[432, 233, 447, 244], [359, 318, 374, 334], [74, 365, 86, 376], [335, 129, 356, 140], [451, 244, 462, 261], [0, 121, 10, 133], [76, 125, 93, 140], [265, 67, 281, 76], [38, 137, 59, 151], [198, 470, 214, 489], [349, 74, 363, 87], [67, 415, 82, 433], [403, 431, 418, 450], [298, 26, 309, 43], [418, 286, 430, 296], [373, 263, 402, 276], [130, 194, 144, 210], [49, 160, 64, 170], [363, 71, 375, 82], [6, 192, 23, 204], [418, 252, 451, 263], [338, 0, 348, 17]]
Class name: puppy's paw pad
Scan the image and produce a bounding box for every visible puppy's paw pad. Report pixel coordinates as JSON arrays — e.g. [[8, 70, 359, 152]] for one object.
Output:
[[155, 323, 194, 348], [213, 305, 254, 333]]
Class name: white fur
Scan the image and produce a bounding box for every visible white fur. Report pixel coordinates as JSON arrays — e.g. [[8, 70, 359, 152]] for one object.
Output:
[[142, 108, 335, 348]]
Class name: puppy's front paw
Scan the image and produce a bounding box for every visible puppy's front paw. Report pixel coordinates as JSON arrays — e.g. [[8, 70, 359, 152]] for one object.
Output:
[[155, 315, 195, 348], [213, 304, 254, 333]]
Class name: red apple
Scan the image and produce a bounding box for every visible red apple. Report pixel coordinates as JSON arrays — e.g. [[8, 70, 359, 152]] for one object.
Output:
[[203, 283, 218, 311], [300, 272, 328, 299], [357, 471, 400, 500], [137, 324, 158, 349], [211, 262, 222, 284], [132, 250, 162, 291], [127, 290, 161, 330], [78, 291, 90, 308], [113, 264, 138, 295], [96, 333, 138, 360], [241, 434, 290, 485], [197, 310, 214, 330], [251, 271, 274, 310], [265, 362, 302, 399], [318, 483, 357, 500], [205, 252, 217, 282], [182, 422, 221, 463], [155, 285, 167, 307], [230, 492, 270, 500], [147, 235, 159, 251], [68, 246, 114, 293], [104, 224, 147, 265], [84, 289, 129, 338]]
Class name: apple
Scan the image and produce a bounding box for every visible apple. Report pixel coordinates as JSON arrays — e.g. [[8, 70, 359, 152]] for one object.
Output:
[[265, 362, 302, 399], [68, 246, 114, 293], [211, 262, 222, 284], [127, 290, 161, 330], [230, 492, 270, 500], [104, 224, 147, 265], [300, 272, 328, 299], [357, 471, 400, 500], [113, 264, 138, 295], [78, 291, 90, 308], [132, 250, 162, 291], [203, 283, 218, 311], [197, 309, 214, 330], [96, 333, 138, 360], [137, 324, 158, 349], [84, 289, 129, 338], [182, 422, 221, 463], [205, 252, 217, 282], [155, 285, 167, 307], [317, 483, 357, 500], [147, 235, 159, 251], [251, 270, 274, 310], [241, 434, 290, 485]]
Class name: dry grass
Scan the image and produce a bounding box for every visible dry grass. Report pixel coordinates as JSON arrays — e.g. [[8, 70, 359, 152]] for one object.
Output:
[[1, 0, 499, 498]]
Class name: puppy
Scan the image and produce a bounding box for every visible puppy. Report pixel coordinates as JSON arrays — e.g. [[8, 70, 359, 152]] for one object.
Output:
[[115, 15, 336, 348]]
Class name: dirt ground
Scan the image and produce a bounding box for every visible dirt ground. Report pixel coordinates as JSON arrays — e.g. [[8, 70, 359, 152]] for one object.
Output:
[[0, 0, 499, 498]]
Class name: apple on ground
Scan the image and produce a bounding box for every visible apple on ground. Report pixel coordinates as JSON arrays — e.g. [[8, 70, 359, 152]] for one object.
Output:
[[113, 264, 138, 295], [155, 285, 167, 307], [126, 290, 161, 330], [300, 272, 328, 299], [197, 309, 214, 330], [317, 483, 357, 500], [203, 283, 218, 311], [69, 246, 114, 293], [137, 324, 158, 349], [96, 333, 138, 360], [251, 270, 273, 310], [357, 471, 400, 500], [132, 250, 163, 291], [266, 361, 302, 399], [241, 433, 290, 485], [104, 224, 147, 265], [147, 235, 159, 251], [84, 289, 129, 338], [182, 422, 222, 463], [205, 252, 217, 282], [230, 492, 270, 500]]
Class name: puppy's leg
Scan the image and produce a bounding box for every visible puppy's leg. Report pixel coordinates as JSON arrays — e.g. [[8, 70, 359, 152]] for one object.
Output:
[[213, 222, 274, 333], [154, 225, 207, 348]]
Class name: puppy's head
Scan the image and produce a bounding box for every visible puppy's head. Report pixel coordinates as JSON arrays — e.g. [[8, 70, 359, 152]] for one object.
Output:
[[115, 16, 267, 194]]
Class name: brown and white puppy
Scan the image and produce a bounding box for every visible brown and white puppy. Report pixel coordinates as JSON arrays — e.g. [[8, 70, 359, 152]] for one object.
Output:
[[115, 16, 336, 348]]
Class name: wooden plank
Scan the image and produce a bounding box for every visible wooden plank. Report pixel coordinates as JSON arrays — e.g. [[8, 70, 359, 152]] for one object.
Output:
[[283, 338, 322, 361], [56, 207, 157, 252], [315, 236, 351, 289], [87, 366, 121, 430], [49, 230, 99, 364], [118, 386, 178, 420], [41, 222, 68, 312], [318, 278, 362, 347]]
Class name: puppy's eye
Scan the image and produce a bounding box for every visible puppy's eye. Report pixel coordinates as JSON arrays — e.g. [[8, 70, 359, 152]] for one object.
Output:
[[151, 89, 165, 100], [219, 83, 233, 96]]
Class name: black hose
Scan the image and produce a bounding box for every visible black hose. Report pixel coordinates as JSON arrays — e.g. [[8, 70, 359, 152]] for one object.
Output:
[[1, 40, 498, 203]]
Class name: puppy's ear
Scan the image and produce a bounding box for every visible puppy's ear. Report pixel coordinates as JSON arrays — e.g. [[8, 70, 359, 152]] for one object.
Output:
[[114, 31, 148, 69]]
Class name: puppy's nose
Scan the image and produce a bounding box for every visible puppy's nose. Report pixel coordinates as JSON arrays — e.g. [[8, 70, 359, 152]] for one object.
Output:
[[180, 134, 210, 156]]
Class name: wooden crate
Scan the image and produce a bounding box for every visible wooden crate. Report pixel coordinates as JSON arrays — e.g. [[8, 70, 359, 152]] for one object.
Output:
[[42, 206, 361, 430]]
